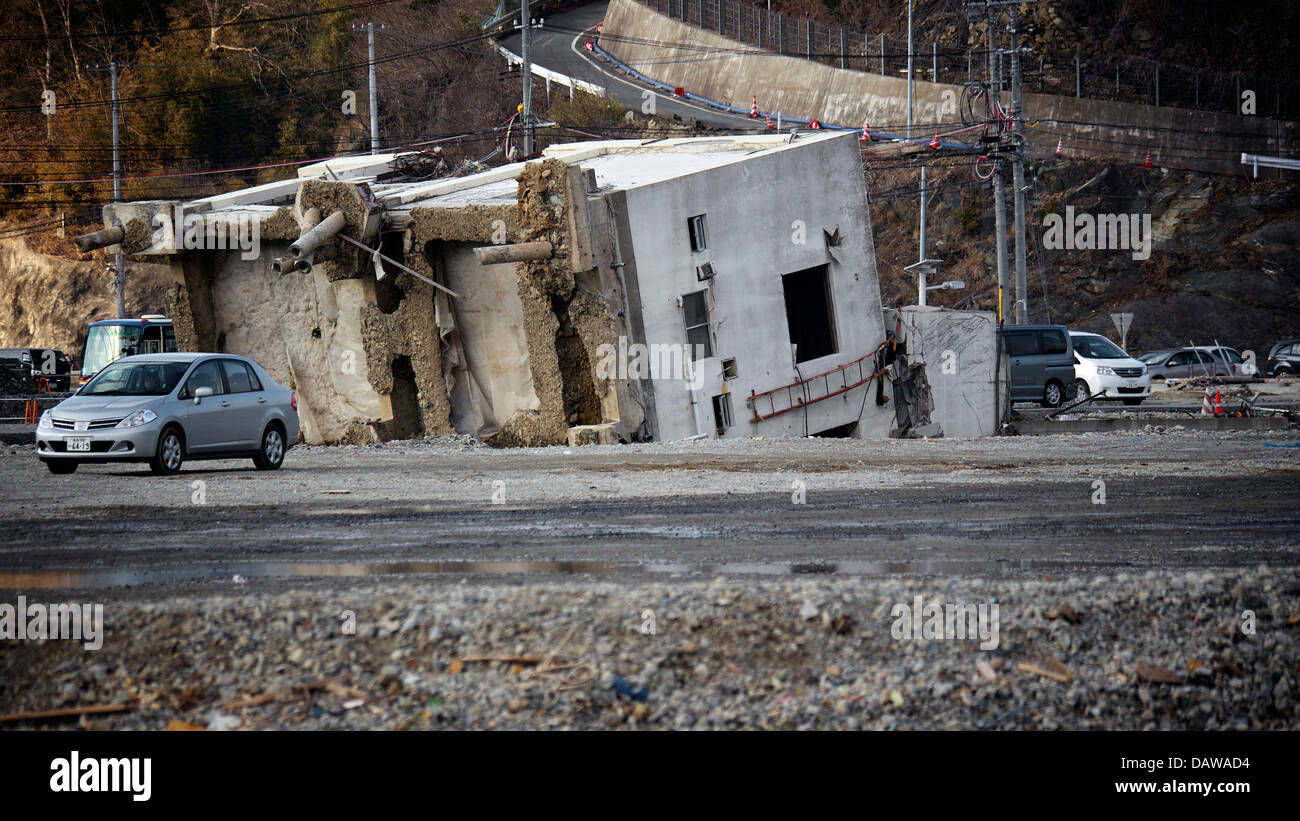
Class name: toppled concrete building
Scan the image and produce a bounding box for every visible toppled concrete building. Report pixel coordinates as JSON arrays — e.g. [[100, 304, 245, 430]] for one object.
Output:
[[81, 132, 905, 445]]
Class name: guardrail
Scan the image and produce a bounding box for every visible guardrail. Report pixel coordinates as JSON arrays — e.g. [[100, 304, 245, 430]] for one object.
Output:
[[495, 43, 607, 99]]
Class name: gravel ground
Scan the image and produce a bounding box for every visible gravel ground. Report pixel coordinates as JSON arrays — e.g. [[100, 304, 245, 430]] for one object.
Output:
[[2, 569, 1297, 730], [2, 429, 1298, 729]]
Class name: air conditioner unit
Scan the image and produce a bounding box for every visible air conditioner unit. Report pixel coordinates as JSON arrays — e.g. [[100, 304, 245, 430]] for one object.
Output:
[[696, 261, 716, 281]]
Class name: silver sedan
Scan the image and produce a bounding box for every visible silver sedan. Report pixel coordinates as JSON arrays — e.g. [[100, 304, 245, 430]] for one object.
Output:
[[36, 353, 299, 475]]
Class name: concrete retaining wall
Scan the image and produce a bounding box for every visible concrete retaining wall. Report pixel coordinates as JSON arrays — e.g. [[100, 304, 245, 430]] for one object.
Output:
[[601, 0, 1300, 175]]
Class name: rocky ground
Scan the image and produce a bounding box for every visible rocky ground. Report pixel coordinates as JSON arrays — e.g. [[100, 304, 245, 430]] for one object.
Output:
[[2, 569, 1297, 730]]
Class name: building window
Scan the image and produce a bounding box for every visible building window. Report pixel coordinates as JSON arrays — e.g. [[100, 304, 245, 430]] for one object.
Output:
[[683, 290, 713, 360], [781, 264, 837, 363], [688, 214, 708, 252], [712, 393, 733, 435], [721, 358, 738, 380]]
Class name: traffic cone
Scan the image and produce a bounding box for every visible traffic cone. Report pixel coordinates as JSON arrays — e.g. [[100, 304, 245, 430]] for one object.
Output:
[[1143, 150, 1153, 168], [750, 95, 759, 118], [930, 131, 941, 149], [859, 119, 870, 141], [24, 400, 36, 425], [809, 119, 821, 130], [1055, 138, 1063, 157], [1213, 390, 1225, 417], [1201, 388, 1213, 415], [765, 113, 774, 129]]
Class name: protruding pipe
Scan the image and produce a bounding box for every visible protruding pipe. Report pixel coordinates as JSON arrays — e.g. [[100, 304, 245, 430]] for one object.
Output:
[[472, 241, 553, 265], [290, 210, 346, 260], [73, 226, 124, 253], [272, 256, 313, 275], [299, 206, 321, 231]]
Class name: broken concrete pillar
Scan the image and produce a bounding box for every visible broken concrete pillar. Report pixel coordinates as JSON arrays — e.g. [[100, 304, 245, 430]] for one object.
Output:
[[472, 241, 553, 265], [72, 226, 124, 253]]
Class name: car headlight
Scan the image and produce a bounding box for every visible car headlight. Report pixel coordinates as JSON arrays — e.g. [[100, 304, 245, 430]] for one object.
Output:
[[39, 410, 53, 428], [116, 408, 158, 428], [1095, 366, 1115, 375]]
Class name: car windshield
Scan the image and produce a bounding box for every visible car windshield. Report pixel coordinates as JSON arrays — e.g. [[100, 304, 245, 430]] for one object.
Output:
[[81, 360, 191, 396], [1072, 336, 1127, 359], [1138, 351, 1167, 363]]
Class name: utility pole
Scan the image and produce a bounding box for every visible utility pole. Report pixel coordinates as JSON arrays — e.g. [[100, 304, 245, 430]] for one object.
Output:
[[521, 0, 535, 156], [985, 5, 1008, 325], [909, 0, 928, 272], [110, 61, 123, 318], [1009, 6, 1028, 323], [351, 22, 386, 154], [90, 60, 126, 317]]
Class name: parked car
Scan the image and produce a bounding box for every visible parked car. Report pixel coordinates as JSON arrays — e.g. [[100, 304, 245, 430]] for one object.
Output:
[[0, 347, 72, 391], [1070, 332, 1150, 405], [999, 325, 1078, 408], [1264, 338, 1300, 377], [1137, 347, 1229, 380], [1191, 345, 1257, 377], [36, 353, 298, 475]]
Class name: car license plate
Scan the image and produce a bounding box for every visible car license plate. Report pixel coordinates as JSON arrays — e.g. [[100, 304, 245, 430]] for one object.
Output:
[[67, 437, 91, 452], [1124, 380, 1140, 388]]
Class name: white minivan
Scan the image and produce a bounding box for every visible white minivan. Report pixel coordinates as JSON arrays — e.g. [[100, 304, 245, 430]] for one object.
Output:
[[1070, 332, 1151, 405]]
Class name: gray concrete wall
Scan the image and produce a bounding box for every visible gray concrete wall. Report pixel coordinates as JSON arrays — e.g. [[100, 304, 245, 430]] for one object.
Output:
[[895, 306, 999, 438], [618, 132, 893, 439], [602, 0, 1300, 175]]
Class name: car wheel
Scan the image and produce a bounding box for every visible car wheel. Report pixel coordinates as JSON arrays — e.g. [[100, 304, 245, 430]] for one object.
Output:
[[253, 423, 285, 471], [1122, 398, 1143, 406], [1041, 380, 1064, 408], [150, 426, 185, 475], [1277, 367, 1293, 378], [45, 460, 78, 474], [1074, 379, 1093, 404]]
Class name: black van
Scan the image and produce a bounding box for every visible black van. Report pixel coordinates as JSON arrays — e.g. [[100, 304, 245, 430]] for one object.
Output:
[[0, 348, 72, 392], [998, 325, 1078, 408]]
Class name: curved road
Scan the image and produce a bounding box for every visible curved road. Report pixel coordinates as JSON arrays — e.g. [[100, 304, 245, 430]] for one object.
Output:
[[499, 1, 763, 131]]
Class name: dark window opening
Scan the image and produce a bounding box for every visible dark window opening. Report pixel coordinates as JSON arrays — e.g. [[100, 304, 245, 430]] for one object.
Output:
[[688, 214, 708, 252], [375, 232, 407, 314], [388, 355, 424, 440], [721, 358, 738, 380], [550, 294, 602, 426], [683, 290, 713, 360], [712, 393, 732, 436], [781, 265, 836, 364], [814, 421, 857, 438]]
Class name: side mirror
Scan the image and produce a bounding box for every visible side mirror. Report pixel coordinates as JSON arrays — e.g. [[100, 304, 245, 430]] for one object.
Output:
[[193, 386, 213, 405]]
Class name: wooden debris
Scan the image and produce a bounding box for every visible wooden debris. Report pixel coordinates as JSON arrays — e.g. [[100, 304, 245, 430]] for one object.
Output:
[[1044, 603, 1081, 624], [455, 655, 546, 665], [975, 658, 998, 683], [222, 693, 275, 710], [1013, 659, 1076, 685], [0, 702, 135, 724], [1135, 661, 1184, 684], [167, 719, 206, 731]]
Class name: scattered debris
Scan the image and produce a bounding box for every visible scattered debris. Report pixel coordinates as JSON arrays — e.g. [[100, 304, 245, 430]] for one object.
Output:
[[1135, 661, 1185, 684]]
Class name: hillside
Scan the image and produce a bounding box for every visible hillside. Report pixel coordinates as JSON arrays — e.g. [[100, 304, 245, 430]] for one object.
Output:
[[870, 157, 1300, 356]]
